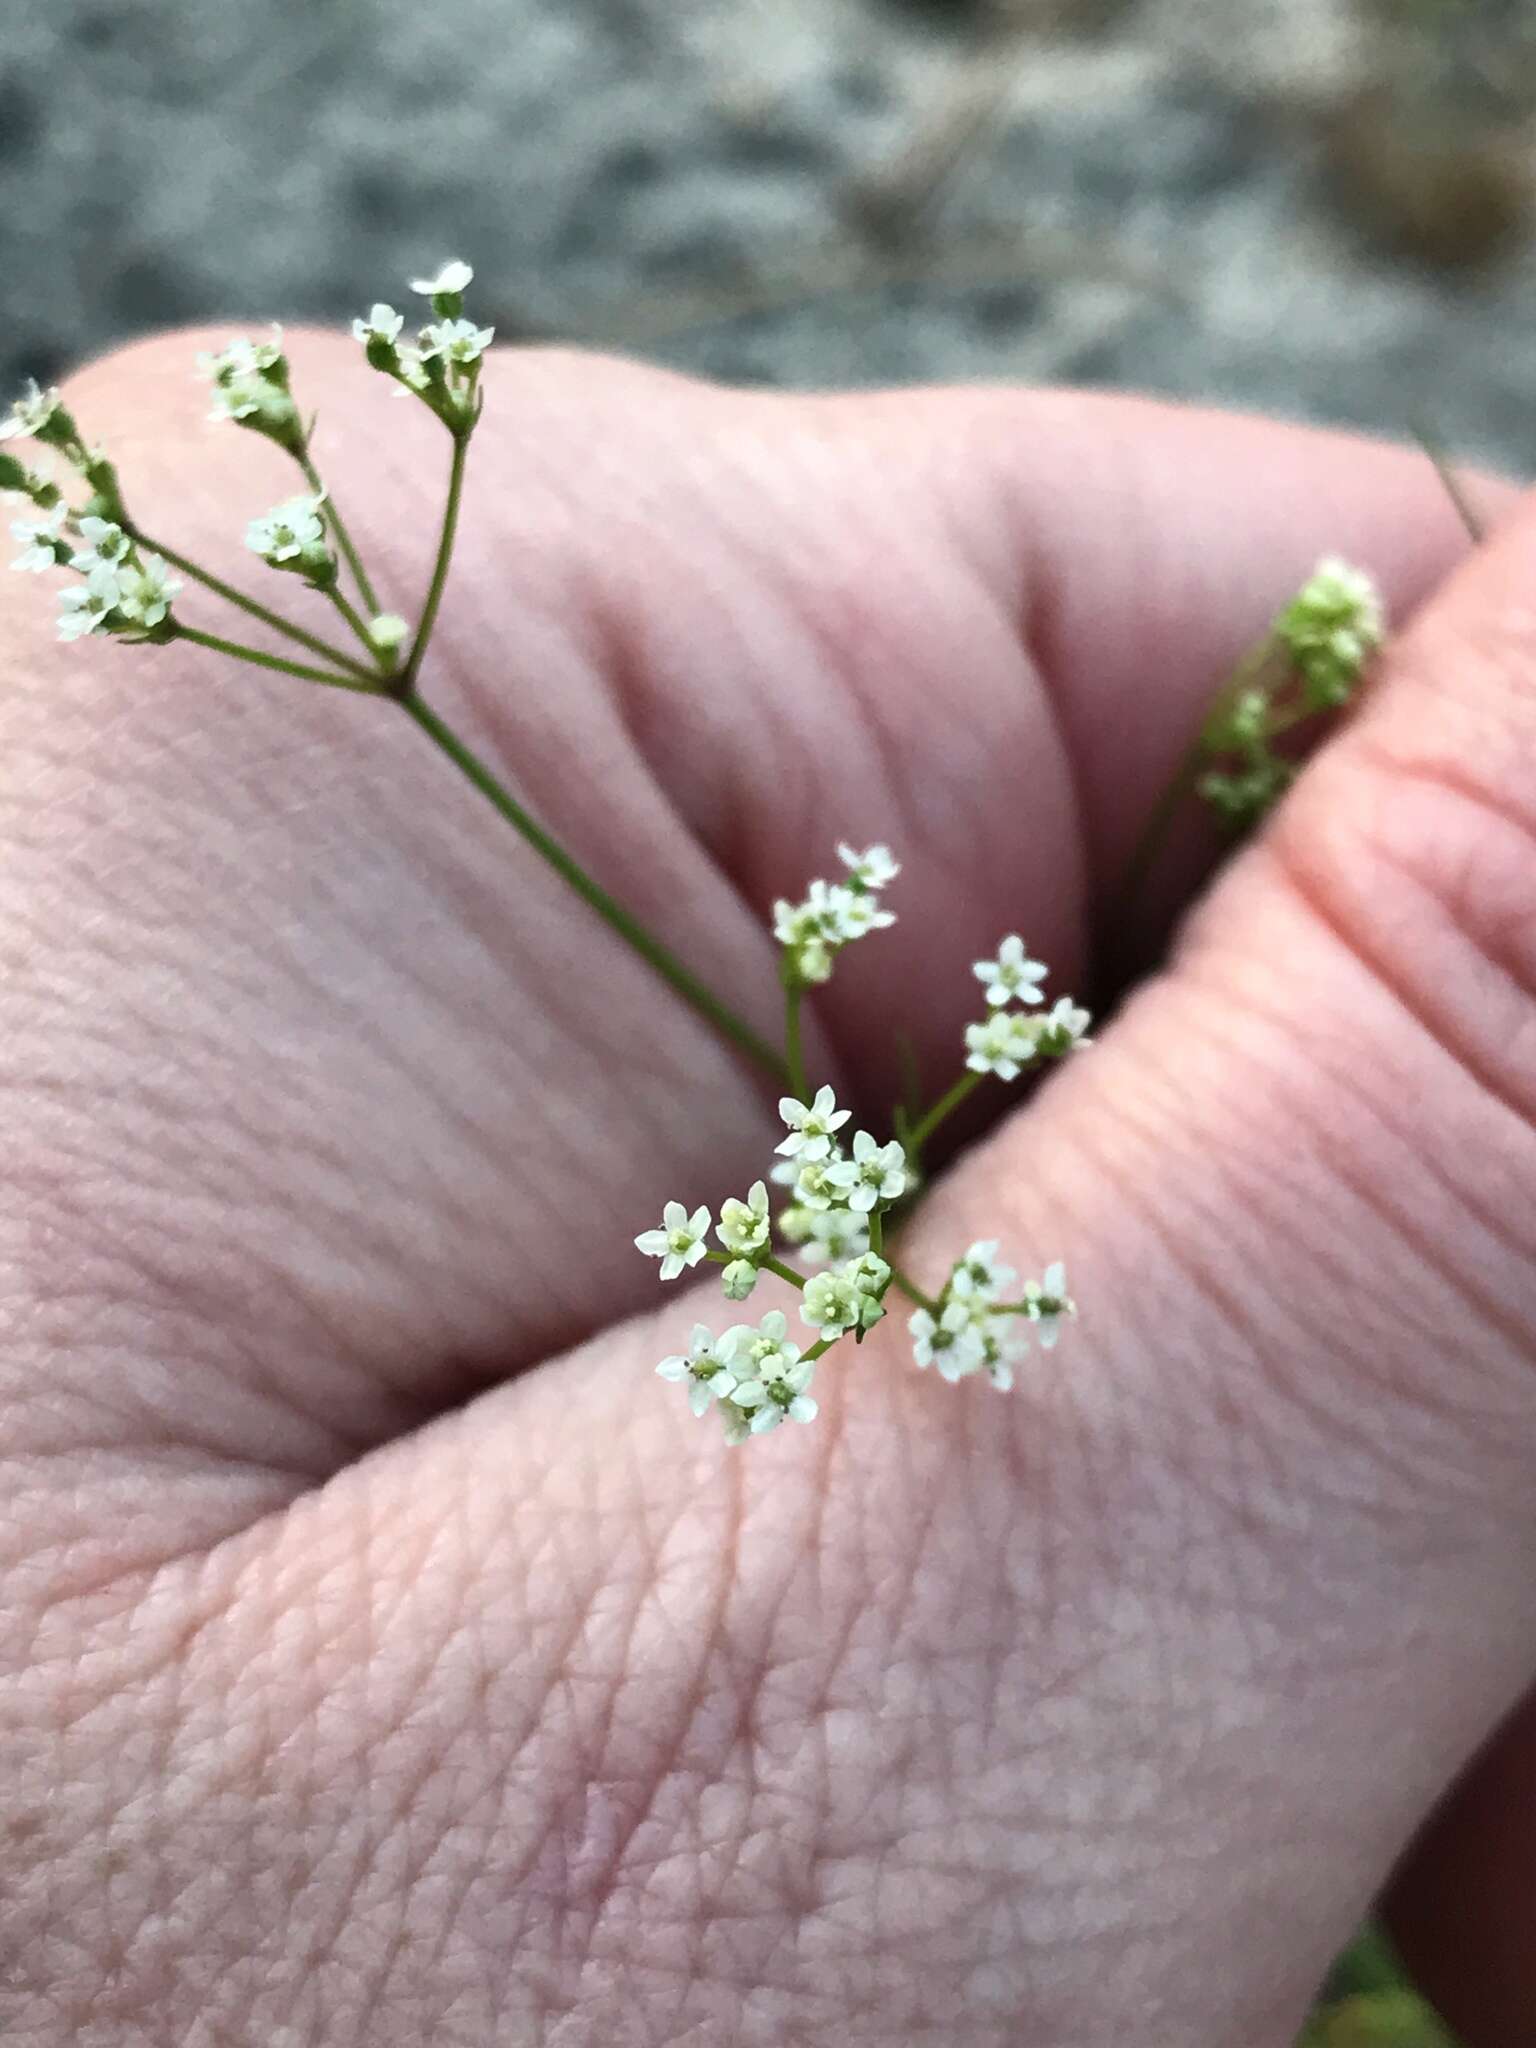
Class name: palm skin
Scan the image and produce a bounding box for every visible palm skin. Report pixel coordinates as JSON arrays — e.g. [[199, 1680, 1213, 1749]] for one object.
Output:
[[3, 333, 1535, 2046]]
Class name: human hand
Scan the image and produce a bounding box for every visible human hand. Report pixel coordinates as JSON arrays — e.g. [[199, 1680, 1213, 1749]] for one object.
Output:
[[3, 335, 1532, 2046]]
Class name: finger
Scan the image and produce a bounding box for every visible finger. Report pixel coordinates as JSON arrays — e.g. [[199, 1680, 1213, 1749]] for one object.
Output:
[[1387, 1686, 1536, 2044], [0, 335, 1495, 1543]]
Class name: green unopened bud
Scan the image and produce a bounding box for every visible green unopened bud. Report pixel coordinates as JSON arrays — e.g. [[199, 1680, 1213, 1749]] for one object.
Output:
[[0, 451, 29, 494], [368, 613, 409, 657]]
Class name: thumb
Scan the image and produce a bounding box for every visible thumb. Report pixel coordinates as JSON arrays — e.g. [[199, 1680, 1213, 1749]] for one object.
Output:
[[904, 485, 1536, 2029]]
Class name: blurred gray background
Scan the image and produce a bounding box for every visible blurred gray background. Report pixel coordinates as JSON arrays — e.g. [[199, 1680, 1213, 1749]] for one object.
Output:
[[6, 0, 1536, 465]]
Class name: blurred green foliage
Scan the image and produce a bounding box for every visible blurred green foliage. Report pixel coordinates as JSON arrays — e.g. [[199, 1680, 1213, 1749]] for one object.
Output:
[[1300, 1928, 1459, 2046]]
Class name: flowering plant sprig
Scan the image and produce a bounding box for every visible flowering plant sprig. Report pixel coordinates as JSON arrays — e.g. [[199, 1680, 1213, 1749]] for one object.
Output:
[[637, 835, 1092, 1444], [1118, 555, 1388, 921], [12, 255, 1413, 1451]]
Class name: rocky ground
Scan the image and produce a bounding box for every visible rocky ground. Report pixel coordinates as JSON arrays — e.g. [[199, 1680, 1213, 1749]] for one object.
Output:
[[4, 0, 1536, 471]]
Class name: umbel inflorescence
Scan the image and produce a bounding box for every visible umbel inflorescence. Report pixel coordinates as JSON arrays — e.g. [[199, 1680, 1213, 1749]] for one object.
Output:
[[637, 841, 1090, 1442], [2, 259, 1388, 1450]]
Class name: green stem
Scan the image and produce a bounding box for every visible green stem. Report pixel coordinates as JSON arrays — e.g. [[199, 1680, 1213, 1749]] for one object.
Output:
[[402, 431, 469, 692], [867, 1210, 885, 1257], [784, 981, 808, 1101], [133, 530, 377, 681], [887, 1260, 938, 1313], [174, 625, 386, 695], [1115, 729, 1205, 920], [907, 1070, 983, 1157], [760, 1255, 807, 1291], [326, 582, 385, 665], [397, 691, 787, 1079], [301, 454, 381, 616]]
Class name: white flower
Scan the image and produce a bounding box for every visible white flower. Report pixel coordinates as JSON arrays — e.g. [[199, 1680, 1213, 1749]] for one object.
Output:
[[10, 500, 67, 572], [798, 1207, 870, 1269], [829, 1129, 908, 1213], [656, 1324, 740, 1418], [0, 379, 63, 442], [720, 1259, 759, 1302], [353, 303, 405, 346], [727, 1307, 797, 1375], [246, 493, 328, 565], [1029, 998, 1092, 1058], [369, 613, 409, 654], [985, 1318, 1032, 1392], [948, 1239, 1018, 1304], [769, 1157, 801, 1190], [116, 554, 180, 629], [793, 1154, 848, 1214], [68, 516, 132, 573], [411, 260, 474, 298], [909, 1302, 986, 1382], [964, 1010, 1036, 1082], [837, 841, 900, 890], [730, 1320, 817, 1432], [420, 318, 495, 367], [973, 934, 1048, 1009], [634, 1200, 712, 1281], [801, 1255, 887, 1340], [830, 887, 895, 939], [1022, 1260, 1075, 1349], [56, 563, 122, 642], [776, 1084, 850, 1162], [197, 328, 284, 387], [717, 1179, 770, 1257]]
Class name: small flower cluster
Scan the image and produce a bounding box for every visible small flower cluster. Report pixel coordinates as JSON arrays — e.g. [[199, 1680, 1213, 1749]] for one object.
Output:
[[199, 328, 305, 457], [641, 844, 1091, 1443], [1275, 556, 1385, 711], [773, 841, 898, 986], [910, 1245, 1073, 1393], [1198, 556, 1385, 833], [8, 490, 179, 643], [353, 262, 492, 433], [964, 936, 1091, 1079], [3, 385, 180, 643], [246, 492, 336, 589]]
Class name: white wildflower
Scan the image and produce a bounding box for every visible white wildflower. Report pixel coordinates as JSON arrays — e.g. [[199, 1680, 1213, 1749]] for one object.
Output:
[[634, 1200, 712, 1281], [948, 1239, 1018, 1305], [68, 516, 132, 573], [0, 379, 63, 442], [776, 1084, 850, 1162], [973, 934, 1048, 1009], [717, 1179, 770, 1257], [116, 554, 180, 630], [830, 887, 896, 939], [10, 500, 67, 572], [909, 1301, 986, 1382], [799, 1207, 870, 1269], [656, 1324, 740, 1418], [793, 1153, 848, 1213], [1021, 1260, 1075, 1349], [964, 1009, 1037, 1082], [829, 1129, 908, 1213], [720, 1259, 759, 1302], [353, 303, 405, 346], [1030, 998, 1092, 1058], [837, 841, 900, 890], [411, 260, 474, 298], [730, 1317, 817, 1432], [56, 563, 122, 642], [984, 1316, 1032, 1392], [802, 1254, 888, 1339], [420, 318, 494, 368], [246, 493, 328, 565]]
